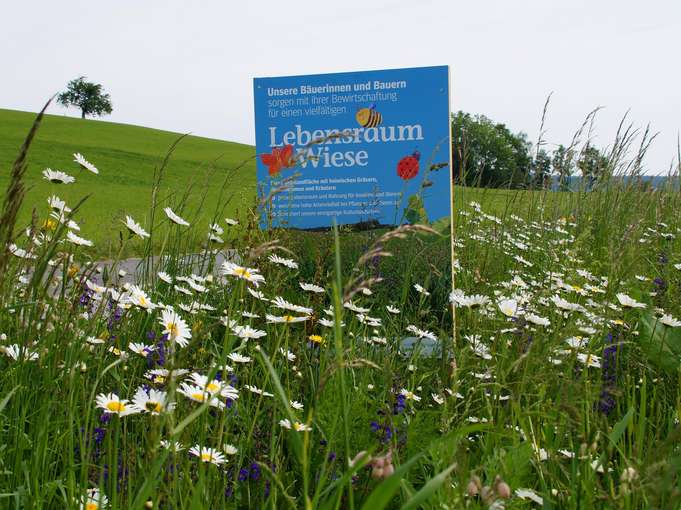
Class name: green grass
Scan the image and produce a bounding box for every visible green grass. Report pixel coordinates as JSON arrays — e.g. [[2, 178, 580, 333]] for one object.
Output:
[[0, 108, 256, 257]]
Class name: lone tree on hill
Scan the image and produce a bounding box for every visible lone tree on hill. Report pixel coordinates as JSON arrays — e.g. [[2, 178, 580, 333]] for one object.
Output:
[[57, 76, 113, 119]]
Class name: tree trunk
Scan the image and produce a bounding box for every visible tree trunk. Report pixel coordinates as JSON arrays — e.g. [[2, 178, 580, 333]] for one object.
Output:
[[81, 109, 85, 119]]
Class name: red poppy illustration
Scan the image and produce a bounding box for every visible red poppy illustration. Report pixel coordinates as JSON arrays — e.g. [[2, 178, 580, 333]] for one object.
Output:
[[260, 144, 295, 176], [396, 150, 420, 180]]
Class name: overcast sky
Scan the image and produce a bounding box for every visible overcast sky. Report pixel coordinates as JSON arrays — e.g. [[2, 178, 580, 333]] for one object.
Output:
[[3, 0, 679, 174]]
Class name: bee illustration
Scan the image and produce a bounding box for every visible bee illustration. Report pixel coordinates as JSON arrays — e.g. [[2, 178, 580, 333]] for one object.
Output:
[[355, 104, 382, 128]]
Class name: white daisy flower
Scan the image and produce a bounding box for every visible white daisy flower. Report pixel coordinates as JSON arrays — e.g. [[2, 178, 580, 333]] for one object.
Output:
[[131, 387, 174, 415], [95, 393, 140, 416], [245, 385, 274, 397], [449, 290, 490, 308], [79, 488, 108, 510], [266, 314, 309, 324], [47, 195, 71, 213], [227, 352, 252, 364], [124, 216, 149, 239], [576, 352, 601, 368], [221, 261, 265, 287], [399, 388, 421, 401], [280, 348, 296, 361], [209, 223, 224, 235], [128, 285, 155, 310], [343, 301, 370, 313], [525, 313, 550, 326], [67, 231, 93, 247], [616, 293, 646, 309], [73, 153, 98, 174], [413, 283, 430, 296], [565, 336, 589, 349], [515, 488, 543, 505], [271, 296, 313, 315], [660, 314, 681, 327], [551, 295, 584, 313], [247, 288, 268, 301], [160, 440, 184, 451], [279, 419, 312, 432], [177, 383, 225, 408], [431, 393, 444, 405], [174, 285, 192, 296], [268, 254, 299, 269], [163, 207, 190, 226], [498, 298, 519, 317], [290, 400, 304, 410], [223, 444, 238, 455], [188, 373, 239, 400], [85, 280, 107, 294], [157, 271, 173, 284], [386, 305, 401, 314], [186, 279, 206, 293], [299, 282, 325, 293], [43, 168, 75, 184], [159, 309, 192, 347], [406, 325, 437, 341], [225, 217, 239, 226], [9, 244, 35, 259], [232, 324, 266, 340], [128, 342, 155, 357], [51, 210, 80, 231], [1, 344, 39, 361], [189, 445, 226, 465]]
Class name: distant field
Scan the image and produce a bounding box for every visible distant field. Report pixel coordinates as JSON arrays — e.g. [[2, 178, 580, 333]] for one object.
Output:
[[0, 108, 256, 257]]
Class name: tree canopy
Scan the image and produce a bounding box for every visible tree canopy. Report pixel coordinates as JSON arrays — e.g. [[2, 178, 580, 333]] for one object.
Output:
[[57, 76, 113, 119], [451, 111, 532, 188], [451, 111, 611, 190]]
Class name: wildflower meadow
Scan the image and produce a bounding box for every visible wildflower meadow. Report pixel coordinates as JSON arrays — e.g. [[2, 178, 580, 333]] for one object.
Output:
[[1, 103, 680, 509]]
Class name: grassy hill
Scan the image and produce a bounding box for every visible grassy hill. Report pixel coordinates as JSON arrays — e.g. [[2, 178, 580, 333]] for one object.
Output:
[[0, 108, 256, 257]]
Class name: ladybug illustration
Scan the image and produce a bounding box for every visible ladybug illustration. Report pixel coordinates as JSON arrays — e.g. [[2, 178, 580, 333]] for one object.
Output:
[[396, 150, 420, 180]]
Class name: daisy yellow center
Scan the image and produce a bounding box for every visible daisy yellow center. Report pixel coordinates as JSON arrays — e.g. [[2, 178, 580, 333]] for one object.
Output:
[[200, 453, 213, 462], [283, 315, 295, 323], [206, 382, 220, 392], [191, 392, 205, 402], [106, 401, 126, 413], [145, 401, 162, 413], [139, 296, 148, 306], [42, 218, 57, 231], [154, 376, 166, 384], [309, 335, 323, 344], [86, 503, 99, 510], [234, 267, 252, 279], [167, 322, 178, 338]]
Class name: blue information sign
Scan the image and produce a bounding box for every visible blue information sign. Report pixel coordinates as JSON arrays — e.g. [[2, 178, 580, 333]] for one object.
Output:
[[253, 66, 451, 230]]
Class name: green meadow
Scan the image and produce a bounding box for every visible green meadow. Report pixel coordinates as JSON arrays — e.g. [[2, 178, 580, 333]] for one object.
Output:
[[1, 108, 680, 509], [0, 108, 256, 257]]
